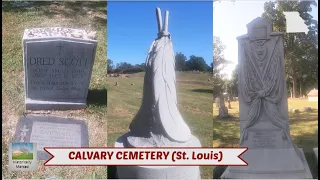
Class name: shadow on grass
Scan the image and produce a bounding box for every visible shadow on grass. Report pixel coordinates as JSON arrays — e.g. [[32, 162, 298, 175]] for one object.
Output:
[[289, 112, 318, 124], [192, 89, 213, 94], [212, 117, 240, 147], [293, 131, 318, 178], [87, 89, 107, 107], [107, 166, 118, 179]]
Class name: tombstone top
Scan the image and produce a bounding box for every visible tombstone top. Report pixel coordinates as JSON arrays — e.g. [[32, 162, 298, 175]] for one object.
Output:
[[237, 17, 284, 40], [23, 27, 97, 41], [307, 88, 318, 96]]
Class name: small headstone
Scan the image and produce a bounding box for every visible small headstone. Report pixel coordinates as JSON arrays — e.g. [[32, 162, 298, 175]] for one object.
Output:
[[218, 96, 229, 119], [23, 27, 98, 110], [228, 100, 232, 109], [115, 82, 118, 86], [215, 97, 220, 108], [290, 108, 300, 114], [313, 148, 318, 162], [302, 107, 313, 112], [13, 115, 89, 160]]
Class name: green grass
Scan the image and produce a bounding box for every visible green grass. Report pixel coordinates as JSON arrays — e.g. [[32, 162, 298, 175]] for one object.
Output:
[[212, 98, 318, 178], [107, 71, 214, 179], [2, 2, 107, 179], [12, 153, 33, 160]]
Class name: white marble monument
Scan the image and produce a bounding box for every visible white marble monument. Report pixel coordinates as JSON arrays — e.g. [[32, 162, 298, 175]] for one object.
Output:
[[221, 17, 312, 179], [23, 27, 97, 110], [115, 8, 201, 179]]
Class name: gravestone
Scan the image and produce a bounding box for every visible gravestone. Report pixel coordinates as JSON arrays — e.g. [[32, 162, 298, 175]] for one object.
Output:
[[215, 97, 221, 108], [114, 8, 201, 179], [23, 27, 97, 110], [218, 96, 229, 119], [13, 115, 89, 160], [221, 17, 312, 178], [314, 148, 318, 162]]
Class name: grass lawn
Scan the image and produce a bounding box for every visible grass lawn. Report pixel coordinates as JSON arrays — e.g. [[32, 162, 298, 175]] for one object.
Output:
[[2, 2, 108, 179], [107, 72, 214, 179], [12, 153, 33, 160], [213, 98, 318, 178]]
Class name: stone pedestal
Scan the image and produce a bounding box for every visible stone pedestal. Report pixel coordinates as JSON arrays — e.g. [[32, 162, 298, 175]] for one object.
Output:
[[222, 148, 312, 179], [115, 134, 201, 179]]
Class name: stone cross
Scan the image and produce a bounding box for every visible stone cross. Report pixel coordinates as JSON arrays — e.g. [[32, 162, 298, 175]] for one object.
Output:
[[56, 42, 64, 55], [19, 125, 29, 142]]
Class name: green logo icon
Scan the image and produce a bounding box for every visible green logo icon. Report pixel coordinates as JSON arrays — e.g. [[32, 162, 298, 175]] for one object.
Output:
[[12, 142, 34, 160]]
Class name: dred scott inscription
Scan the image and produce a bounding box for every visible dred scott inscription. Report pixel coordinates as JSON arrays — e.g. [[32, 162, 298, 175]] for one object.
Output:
[[23, 28, 98, 110]]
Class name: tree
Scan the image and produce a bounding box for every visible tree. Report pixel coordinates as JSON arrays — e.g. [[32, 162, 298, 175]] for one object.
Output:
[[175, 52, 187, 71], [212, 36, 232, 97], [185, 55, 208, 71], [228, 64, 239, 97], [262, 0, 318, 97], [117, 62, 133, 71], [107, 59, 114, 73]]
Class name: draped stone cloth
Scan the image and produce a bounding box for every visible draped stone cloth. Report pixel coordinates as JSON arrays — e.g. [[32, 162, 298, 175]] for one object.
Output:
[[238, 36, 303, 160], [128, 10, 191, 146]]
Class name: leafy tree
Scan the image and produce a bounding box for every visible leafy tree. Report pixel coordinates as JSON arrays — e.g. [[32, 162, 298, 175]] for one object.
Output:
[[185, 55, 208, 71], [212, 36, 232, 97], [228, 64, 239, 97], [175, 52, 187, 71], [107, 59, 114, 73], [262, 0, 318, 97], [117, 62, 133, 71]]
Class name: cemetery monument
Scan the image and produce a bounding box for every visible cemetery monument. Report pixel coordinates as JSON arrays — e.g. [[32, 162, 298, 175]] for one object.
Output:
[[114, 8, 201, 179], [221, 17, 312, 179]]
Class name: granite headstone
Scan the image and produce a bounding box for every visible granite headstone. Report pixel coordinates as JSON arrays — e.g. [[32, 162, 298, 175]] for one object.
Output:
[[23, 27, 97, 110], [13, 115, 89, 160]]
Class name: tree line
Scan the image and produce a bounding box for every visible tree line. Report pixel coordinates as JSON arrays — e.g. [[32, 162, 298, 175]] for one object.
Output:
[[107, 54, 213, 74], [214, 0, 318, 98]]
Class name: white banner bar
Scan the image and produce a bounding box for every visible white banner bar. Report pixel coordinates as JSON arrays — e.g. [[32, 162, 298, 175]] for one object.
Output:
[[44, 148, 248, 166]]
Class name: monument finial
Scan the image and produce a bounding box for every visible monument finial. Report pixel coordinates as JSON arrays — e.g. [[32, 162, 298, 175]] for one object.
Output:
[[156, 8, 170, 39]]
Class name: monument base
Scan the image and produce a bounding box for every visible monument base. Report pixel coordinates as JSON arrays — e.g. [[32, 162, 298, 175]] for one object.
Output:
[[114, 133, 201, 179], [26, 98, 86, 110], [221, 148, 313, 179]]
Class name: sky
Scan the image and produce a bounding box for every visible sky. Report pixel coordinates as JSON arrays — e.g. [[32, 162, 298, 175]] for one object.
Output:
[[12, 142, 33, 152], [108, 2, 213, 67], [213, 0, 319, 79]]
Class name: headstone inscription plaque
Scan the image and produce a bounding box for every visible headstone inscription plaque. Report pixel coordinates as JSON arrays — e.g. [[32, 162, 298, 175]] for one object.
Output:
[[13, 115, 89, 160]]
